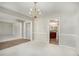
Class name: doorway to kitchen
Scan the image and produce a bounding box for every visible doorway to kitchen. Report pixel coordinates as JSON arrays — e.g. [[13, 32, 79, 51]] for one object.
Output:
[[49, 18, 59, 45]]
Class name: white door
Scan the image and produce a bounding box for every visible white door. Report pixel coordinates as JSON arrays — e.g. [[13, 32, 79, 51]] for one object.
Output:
[[25, 22, 32, 40]]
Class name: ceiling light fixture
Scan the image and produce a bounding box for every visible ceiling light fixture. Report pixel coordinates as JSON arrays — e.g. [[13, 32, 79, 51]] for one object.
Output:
[[29, 2, 41, 19]]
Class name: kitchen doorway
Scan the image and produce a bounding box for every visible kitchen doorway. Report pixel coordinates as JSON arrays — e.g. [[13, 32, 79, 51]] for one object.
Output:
[[49, 18, 59, 45]]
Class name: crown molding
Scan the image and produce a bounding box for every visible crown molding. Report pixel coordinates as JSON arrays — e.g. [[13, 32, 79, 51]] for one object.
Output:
[[0, 6, 31, 20]]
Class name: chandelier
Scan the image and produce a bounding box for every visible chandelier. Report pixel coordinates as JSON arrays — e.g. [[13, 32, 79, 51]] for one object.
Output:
[[29, 2, 41, 19]]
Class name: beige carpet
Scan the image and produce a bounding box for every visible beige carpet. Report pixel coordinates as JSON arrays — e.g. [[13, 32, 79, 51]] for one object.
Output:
[[0, 39, 30, 50]]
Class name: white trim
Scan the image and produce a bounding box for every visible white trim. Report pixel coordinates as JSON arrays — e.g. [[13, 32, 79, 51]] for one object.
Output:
[[25, 22, 32, 41], [48, 16, 60, 44], [56, 16, 60, 44], [60, 33, 78, 37], [0, 6, 31, 20]]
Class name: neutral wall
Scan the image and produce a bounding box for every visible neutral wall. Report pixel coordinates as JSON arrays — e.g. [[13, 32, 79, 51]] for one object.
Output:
[[59, 12, 79, 48], [73, 12, 79, 54], [33, 17, 49, 44], [0, 20, 21, 42], [33, 12, 79, 48], [0, 12, 31, 42]]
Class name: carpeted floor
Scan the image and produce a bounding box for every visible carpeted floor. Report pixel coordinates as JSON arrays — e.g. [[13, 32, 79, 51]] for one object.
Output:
[[0, 39, 30, 50]]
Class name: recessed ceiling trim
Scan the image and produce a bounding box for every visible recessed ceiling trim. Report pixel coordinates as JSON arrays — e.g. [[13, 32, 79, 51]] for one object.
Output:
[[0, 6, 31, 20]]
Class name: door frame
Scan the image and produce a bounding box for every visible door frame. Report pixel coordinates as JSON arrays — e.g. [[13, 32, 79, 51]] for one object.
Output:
[[25, 22, 32, 41], [48, 17, 60, 44]]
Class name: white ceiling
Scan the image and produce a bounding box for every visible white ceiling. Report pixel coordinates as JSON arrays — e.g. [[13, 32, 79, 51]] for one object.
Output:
[[0, 2, 79, 18]]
